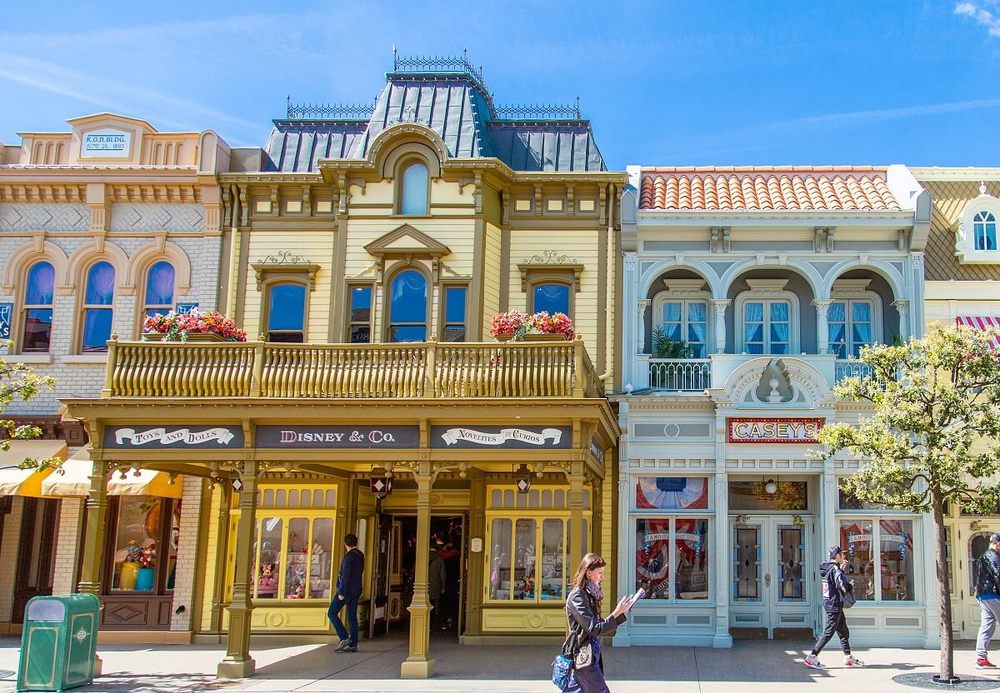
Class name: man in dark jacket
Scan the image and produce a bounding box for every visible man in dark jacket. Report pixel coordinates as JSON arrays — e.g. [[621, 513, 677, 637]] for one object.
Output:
[[975, 533, 1000, 669], [328, 533, 364, 653], [804, 546, 864, 670], [428, 544, 447, 630]]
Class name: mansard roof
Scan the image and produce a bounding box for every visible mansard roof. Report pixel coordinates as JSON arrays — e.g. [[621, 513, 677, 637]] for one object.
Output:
[[639, 166, 901, 212], [264, 57, 606, 173]]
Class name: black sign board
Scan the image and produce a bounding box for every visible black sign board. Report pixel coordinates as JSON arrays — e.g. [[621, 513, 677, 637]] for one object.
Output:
[[256, 425, 419, 449], [431, 425, 573, 449], [104, 425, 244, 449]]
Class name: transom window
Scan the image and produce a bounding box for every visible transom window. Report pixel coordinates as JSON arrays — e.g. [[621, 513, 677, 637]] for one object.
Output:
[[348, 285, 372, 343], [743, 300, 791, 354], [532, 283, 570, 316], [143, 261, 175, 318], [82, 261, 115, 353], [267, 283, 306, 343], [829, 299, 875, 358], [656, 300, 708, 358], [21, 261, 54, 353], [974, 211, 998, 251], [400, 161, 429, 215], [388, 269, 427, 342]]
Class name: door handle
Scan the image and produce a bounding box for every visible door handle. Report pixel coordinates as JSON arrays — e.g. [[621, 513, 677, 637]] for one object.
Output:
[[765, 574, 771, 587]]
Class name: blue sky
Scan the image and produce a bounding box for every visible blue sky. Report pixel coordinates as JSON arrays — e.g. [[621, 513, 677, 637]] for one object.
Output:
[[1, 1, 998, 169]]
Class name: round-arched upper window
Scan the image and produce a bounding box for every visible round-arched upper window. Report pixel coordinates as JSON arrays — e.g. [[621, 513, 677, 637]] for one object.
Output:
[[400, 162, 429, 215]]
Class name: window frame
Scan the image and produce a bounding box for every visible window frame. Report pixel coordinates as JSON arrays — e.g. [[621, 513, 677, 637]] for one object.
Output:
[[79, 260, 116, 354], [138, 260, 176, 328], [252, 263, 319, 343], [397, 158, 431, 216], [957, 192, 1000, 264], [652, 295, 711, 358], [835, 514, 918, 604], [974, 210, 998, 251], [440, 282, 468, 342], [735, 283, 799, 355], [518, 265, 583, 318], [346, 283, 374, 344], [102, 495, 180, 596], [19, 260, 56, 354], [385, 266, 430, 343], [263, 280, 309, 343]]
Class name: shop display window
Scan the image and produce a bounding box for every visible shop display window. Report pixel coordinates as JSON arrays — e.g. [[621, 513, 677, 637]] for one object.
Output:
[[635, 517, 710, 601], [107, 495, 180, 594], [485, 486, 588, 604], [839, 518, 914, 602], [729, 480, 807, 511]]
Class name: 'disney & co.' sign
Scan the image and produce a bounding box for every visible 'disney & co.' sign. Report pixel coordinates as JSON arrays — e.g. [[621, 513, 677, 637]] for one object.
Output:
[[727, 418, 824, 444]]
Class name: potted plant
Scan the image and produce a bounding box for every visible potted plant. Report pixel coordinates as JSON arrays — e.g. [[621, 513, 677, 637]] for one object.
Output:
[[525, 311, 575, 341], [488, 311, 575, 342], [142, 309, 248, 342], [652, 326, 693, 358], [489, 311, 529, 341]]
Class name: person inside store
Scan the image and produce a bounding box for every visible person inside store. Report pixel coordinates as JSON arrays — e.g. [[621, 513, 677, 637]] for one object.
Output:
[[562, 553, 634, 693], [328, 533, 365, 653]]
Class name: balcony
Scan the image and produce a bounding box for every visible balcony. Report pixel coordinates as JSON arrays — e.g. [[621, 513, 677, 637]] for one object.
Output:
[[636, 353, 876, 394], [101, 338, 601, 400]]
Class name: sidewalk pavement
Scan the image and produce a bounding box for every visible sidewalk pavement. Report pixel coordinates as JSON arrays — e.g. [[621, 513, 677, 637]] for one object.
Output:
[[1, 634, 997, 693]]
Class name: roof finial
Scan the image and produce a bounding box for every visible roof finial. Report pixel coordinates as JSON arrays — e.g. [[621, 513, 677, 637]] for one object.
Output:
[[392, 43, 398, 70], [981, 181, 989, 196]]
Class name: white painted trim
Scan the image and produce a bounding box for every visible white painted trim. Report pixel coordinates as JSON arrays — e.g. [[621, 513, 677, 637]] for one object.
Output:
[[956, 193, 1000, 264]]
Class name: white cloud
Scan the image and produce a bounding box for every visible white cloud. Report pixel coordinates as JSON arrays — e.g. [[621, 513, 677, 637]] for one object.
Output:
[[955, 2, 1000, 37]]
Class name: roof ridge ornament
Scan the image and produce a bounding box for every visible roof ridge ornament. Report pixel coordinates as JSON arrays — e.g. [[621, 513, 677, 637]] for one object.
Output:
[[285, 98, 374, 120], [981, 181, 989, 196]]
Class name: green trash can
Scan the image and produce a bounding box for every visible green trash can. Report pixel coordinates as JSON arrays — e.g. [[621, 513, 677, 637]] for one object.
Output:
[[17, 593, 100, 692]]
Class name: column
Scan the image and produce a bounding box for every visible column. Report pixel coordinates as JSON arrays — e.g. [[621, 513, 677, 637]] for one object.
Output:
[[713, 471, 733, 648], [218, 461, 258, 679], [813, 299, 832, 356], [401, 467, 434, 678], [635, 299, 651, 389], [568, 461, 586, 574], [463, 475, 486, 638], [711, 299, 730, 354], [210, 484, 232, 634], [637, 299, 651, 354], [77, 454, 108, 675], [51, 499, 84, 596], [893, 299, 910, 341], [612, 402, 631, 647]]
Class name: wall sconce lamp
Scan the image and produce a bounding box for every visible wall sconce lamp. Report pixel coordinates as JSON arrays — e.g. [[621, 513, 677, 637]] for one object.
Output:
[[764, 478, 778, 495], [515, 464, 531, 494]]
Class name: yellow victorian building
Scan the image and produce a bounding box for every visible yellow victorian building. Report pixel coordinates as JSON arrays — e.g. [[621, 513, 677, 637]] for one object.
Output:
[[65, 56, 624, 678]]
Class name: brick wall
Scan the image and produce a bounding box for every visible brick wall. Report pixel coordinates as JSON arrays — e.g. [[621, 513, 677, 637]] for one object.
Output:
[[0, 497, 25, 622], [169, 475, 204, 632], [51, 498, 85, 595]]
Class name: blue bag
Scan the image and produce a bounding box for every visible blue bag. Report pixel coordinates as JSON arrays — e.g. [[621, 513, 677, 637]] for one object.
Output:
[[551, 653, 578, 691]]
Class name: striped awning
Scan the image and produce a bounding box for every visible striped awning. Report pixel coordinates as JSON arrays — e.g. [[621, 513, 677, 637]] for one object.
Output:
[[42, 447, 183, 499], [956, 316, 1000, 348], [0, 441, 67, 497]]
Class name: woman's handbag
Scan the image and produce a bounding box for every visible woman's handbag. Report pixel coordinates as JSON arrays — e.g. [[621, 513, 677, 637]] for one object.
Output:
[[551, 653, 575, 691], [842, 588, 857, 608]]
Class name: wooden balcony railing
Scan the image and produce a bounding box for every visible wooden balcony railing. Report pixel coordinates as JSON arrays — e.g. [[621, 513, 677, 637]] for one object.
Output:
[[102, 337, 601, 399]]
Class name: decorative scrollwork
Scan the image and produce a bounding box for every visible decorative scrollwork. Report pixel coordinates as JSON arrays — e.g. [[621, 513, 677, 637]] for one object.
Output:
[[521, 249, 579, 265], [260, 250, 311, 264]]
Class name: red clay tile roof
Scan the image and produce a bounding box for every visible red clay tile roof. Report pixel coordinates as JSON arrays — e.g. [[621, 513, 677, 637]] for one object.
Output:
[[639, 167, 901, 212]]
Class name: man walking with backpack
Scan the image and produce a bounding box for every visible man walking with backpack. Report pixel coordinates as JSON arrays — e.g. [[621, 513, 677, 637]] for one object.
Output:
[[804, 546, 864, 670], [975, 533, 1000, 669]]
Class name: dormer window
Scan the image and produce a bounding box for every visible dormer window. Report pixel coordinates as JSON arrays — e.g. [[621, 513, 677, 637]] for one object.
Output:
[[399, 161, 429, 215], [974, 211, 997, 251], [956, 183, 1000, 264]]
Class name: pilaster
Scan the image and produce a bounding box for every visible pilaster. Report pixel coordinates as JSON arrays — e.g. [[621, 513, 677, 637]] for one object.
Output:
[[218, 461, 258, 679]]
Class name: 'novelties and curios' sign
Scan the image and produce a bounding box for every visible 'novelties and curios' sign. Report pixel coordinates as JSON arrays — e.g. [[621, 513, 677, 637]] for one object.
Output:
[[727, 418, 824, 444], [105, 425, 244, 449], [81, 129, 131, 158], [256, 425, 419, 449], [431, 426, 572, 449]]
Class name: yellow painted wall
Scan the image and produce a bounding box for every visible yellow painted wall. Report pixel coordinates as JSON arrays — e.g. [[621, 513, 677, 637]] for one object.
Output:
[[199, 486, 224, 633], [483, 221, 502, 335]]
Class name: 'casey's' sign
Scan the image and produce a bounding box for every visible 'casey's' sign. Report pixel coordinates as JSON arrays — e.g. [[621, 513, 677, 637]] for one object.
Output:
[[727, 418, 824, 444]]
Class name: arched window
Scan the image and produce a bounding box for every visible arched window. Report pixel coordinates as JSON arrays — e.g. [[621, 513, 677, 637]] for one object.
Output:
[[143, 261, 175, 318], [82, 261, 115, 352], [974, 211, 998, 251], [267, 283, 306, 342], [532, 283, 571, 317], [21, 261, 54, 352], [388, 270, 427, 342], [399, 162, 429, 215]]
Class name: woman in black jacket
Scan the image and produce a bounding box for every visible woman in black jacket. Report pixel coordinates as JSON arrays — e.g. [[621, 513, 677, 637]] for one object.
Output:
[[562, 553, 632, 693]]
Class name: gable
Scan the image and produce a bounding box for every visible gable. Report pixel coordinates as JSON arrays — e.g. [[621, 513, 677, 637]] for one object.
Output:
[[363, 224, 451, 258]]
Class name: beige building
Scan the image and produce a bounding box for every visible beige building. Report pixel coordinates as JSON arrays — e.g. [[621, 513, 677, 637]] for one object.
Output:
[[0, 113, 230, 640], [912, 167, 1000, 642]]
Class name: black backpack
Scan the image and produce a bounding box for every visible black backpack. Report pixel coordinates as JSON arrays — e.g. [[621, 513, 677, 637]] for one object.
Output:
[[976, 553, 999, 598]]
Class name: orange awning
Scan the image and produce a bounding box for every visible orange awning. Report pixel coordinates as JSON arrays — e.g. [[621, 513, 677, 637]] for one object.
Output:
[[0, 441, 67, 497]]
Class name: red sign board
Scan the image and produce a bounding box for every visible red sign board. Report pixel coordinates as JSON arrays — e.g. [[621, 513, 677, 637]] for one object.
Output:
[[727, 418, 824, 444]]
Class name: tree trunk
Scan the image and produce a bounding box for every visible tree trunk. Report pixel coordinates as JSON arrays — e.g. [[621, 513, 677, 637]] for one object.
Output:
[[932, 488, 955, 681]]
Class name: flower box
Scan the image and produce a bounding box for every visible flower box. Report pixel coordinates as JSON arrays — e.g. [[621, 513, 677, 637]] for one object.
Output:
[[142, 309, 247, 342], [489, 310, 574, 342]]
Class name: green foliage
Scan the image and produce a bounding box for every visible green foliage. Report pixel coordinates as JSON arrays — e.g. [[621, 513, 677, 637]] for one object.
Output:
[[816, 324, 1000, 512], [651, 327, 694, 359], [0, 340, 58, 468]]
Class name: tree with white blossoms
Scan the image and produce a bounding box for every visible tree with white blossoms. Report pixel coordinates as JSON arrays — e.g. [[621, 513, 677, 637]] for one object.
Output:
[[0, 341, 57, 467], [815, 325, 1000, 683]]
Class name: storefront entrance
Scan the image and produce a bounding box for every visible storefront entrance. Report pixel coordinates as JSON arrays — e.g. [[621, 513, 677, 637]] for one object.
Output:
[[730, 516, 814, 639], [951, 521, 999, 640], [12, 497, 58, 623], [370, 514, 465, 639]]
